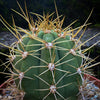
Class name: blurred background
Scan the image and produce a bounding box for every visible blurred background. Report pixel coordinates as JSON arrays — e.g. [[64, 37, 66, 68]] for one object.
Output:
[[0, 0, 100, 29]]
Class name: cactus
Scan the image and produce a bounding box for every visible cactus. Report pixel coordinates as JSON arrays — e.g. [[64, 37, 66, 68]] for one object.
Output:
[[0, 2, 100, 100], [12, 30, 83, 100]]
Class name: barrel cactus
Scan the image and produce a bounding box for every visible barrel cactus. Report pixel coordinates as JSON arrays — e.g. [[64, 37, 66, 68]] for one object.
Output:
[[0, 2, 100, 100]]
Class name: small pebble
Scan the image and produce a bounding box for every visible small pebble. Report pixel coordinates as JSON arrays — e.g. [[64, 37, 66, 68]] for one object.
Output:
[[5, 90, 10, 94], [6, 93, 10, 96], [94, 95, 98, 99], [0, 95, 2, 99], [4, 95, 7, 99], [8, 95, 13, 99], [88, 91, 94, 96]]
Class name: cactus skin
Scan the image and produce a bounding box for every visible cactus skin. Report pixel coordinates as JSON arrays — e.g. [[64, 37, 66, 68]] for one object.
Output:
[[12, 29, 83, 100]]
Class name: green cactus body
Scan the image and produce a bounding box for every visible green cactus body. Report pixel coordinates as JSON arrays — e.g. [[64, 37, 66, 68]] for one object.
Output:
[[1, 2, 94, 99], [12, 29, 83, 100]]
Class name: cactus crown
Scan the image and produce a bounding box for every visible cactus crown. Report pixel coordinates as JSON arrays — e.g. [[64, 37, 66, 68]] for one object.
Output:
[[0, 1, 100, 100]]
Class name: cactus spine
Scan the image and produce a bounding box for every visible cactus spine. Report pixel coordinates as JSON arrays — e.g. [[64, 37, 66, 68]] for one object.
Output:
[[0, 2, 100, 100]]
